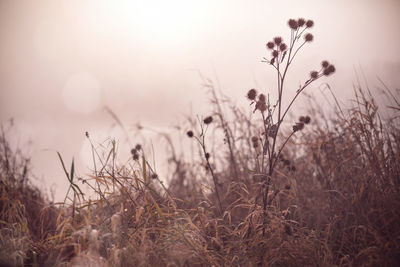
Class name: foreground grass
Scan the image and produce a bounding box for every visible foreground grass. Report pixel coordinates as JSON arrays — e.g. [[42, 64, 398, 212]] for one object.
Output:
[[1, 83, 399, 266]]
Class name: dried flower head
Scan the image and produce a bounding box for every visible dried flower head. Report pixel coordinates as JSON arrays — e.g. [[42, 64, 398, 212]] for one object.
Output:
[[273, 36, 282, 45], [251, 136, 259, 143], [255, 101, 267, 113], [327, 64, 336, 74], [304, 33, 314, 42], [306, 20, 314, 28], [310, 71, 319, 79], [247, 89, 257, 100], [297, 18, 306, 27], [132, 153, 139, 160], [288, 19, 298, 30], [130, 148, 136, 155], [258, 93, 266, 103], [266, 42, 275, 49], [203, 116, 213, 124], [279, 43, 287, 51], [135, 144, 142, 151], [293, 122, 304, 132], [187, 130, 194, 138], [299, 116, 306, 122], [321, 60, 329, 68], [323, 64, 336, 76], [272, 50, 279, 58], [151, 173, 158, 179], [304, 116, 311, 124], [205, 152, 210, 160]]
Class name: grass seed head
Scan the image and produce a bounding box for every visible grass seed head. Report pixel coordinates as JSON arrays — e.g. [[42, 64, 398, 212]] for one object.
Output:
[[306, 19, 314, 28]]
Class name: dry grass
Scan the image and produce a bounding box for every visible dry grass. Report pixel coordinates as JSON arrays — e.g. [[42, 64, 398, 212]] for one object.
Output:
[[1, 18, 400, 266]]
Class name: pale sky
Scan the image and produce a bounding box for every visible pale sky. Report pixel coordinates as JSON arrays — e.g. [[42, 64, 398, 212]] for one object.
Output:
[[1, 0, 399, 200]]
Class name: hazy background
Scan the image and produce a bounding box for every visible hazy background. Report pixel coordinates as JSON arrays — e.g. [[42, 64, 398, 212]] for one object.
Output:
[[1, 0, 399, 201]]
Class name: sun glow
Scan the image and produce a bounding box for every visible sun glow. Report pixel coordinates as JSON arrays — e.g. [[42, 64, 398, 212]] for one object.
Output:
[[94, 0, 210, 45]]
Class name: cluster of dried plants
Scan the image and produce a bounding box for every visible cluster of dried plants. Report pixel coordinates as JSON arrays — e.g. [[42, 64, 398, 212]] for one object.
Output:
[[1, 18, 399, 266]]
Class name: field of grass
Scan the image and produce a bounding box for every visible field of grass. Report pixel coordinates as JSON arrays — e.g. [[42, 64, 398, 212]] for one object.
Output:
[[1, 19, 399, 266]]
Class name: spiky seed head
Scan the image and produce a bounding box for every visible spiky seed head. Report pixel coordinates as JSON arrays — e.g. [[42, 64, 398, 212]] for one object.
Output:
[[321, 60, 329, 68], [266, 42, 275, 49], [304, 116, 311, 124], [273, 36, 282, 45], [323, 64, 336, 76], [279, 43, 287, 51], [306, 20, 314, 28], [130, 148, 136, 155], [297, 18, 306, 27], [288, 19, 298, 30], [187, 130, 194, 138], [299, 116, 306, 122], [132, 153, 139, 160], [310, 71, 319, 79], [151, 173, 158, 179], [205, 152, 210, 159], [135, 144, 142, 151], [272, 50, 279, 58], [256, 101, 267, 112], [327, 64, 336, 74], [247, 89, 257, 100], [203, 116, 213, 124], [258, 93, 266, 103], [304, 33, 314, 42], [251, 136, 259, 143]]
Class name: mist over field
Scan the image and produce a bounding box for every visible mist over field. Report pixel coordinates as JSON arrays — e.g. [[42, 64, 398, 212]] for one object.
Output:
[[1, 1, 400, 266]]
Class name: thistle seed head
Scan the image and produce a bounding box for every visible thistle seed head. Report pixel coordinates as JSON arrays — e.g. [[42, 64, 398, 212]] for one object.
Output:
[[279, 43, 287, 51], [273, 36, 282, 45], [297, 18, 306, 27], [306, 20, 314, 28], [266, 42, 275, 49], [247, 89, 257, 100], [288, 19, 298, 30], [304, 33, 314, 42], [321, 60, 329, 68], [203, 116, 213, 124], [310, 71, 319, 79]]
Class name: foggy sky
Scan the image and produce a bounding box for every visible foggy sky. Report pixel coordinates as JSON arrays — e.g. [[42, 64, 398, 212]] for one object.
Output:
[[1, 0, 399, 200]]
